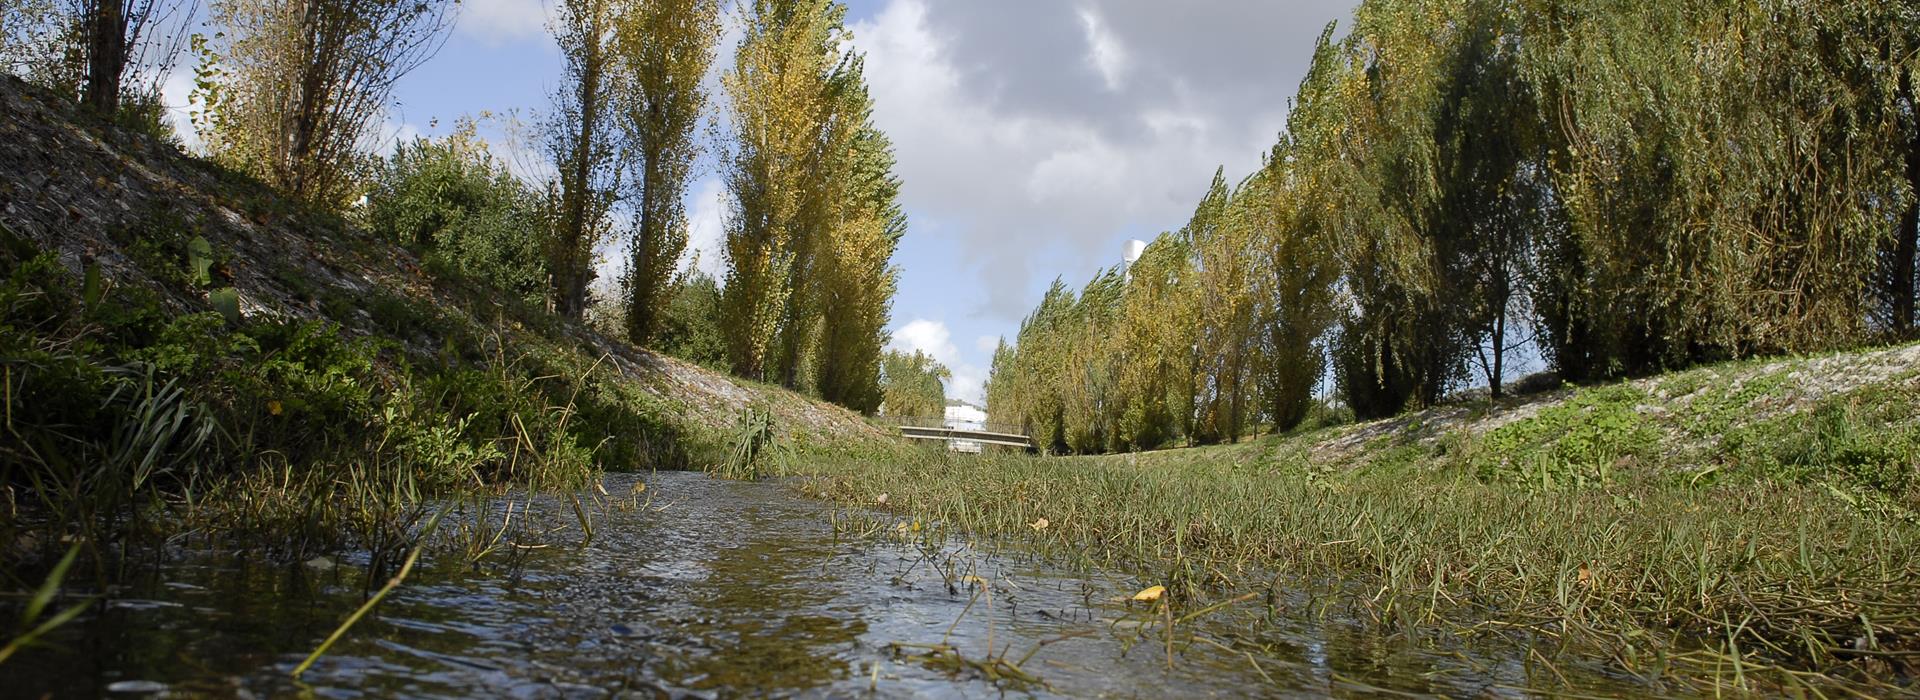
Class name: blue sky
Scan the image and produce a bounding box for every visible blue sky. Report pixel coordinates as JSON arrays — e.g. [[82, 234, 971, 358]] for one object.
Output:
[[164, 0, 1363, 404]]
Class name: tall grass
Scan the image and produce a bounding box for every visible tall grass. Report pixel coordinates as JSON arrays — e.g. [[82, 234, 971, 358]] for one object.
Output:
[[788, 415, 1920, 693]]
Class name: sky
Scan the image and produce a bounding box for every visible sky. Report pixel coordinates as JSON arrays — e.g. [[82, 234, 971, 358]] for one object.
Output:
[[162, 0, 1363, 405]]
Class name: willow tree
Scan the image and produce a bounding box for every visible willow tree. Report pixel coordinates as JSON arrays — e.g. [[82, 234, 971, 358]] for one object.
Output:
[[1291, 5, 1468, 419], [200, 0, 454, 206], [1518, 0, 1917, 377], [719, 0, 848, 381], [617, 0, 721, 344], [1427, 0, 1555, 399]]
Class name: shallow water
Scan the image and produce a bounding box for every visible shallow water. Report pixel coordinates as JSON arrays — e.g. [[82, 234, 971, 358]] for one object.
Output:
[[7, 472, 1653, 698]]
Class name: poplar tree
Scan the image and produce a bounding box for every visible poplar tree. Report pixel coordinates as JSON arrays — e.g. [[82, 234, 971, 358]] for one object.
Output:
[[1112, 232, 1197, 449], [547, 0, 623, 320], [812, 82, 906, 411], [617, 0, 722, 345], [1249, 147, 1339, 432], [719, 0, 846, 381], [879, 349, 948, 418]]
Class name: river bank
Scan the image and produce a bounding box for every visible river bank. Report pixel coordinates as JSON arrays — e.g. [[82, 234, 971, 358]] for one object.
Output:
[[785, 346, 1920, 696]]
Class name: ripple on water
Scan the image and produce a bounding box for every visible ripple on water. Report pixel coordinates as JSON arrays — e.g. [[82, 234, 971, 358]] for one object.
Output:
[[9, 470, 1657, 698]]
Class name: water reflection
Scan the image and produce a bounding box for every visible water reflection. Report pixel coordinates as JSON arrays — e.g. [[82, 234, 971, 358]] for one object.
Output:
[[5, 471, 1651, 698]]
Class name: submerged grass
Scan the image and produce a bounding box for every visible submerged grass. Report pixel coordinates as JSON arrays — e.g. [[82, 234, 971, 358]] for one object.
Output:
[[785, 361, 1920, 694]]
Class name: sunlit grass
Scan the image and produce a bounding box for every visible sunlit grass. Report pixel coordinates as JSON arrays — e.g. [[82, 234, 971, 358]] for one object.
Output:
[[784, 377, 1920, 694]]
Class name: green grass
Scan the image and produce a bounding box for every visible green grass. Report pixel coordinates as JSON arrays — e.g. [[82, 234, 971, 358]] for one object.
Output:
[[782, 366, 1920, 695]]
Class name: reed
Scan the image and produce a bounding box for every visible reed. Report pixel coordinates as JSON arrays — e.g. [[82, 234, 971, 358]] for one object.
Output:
[[787, 417, 1920, 694]]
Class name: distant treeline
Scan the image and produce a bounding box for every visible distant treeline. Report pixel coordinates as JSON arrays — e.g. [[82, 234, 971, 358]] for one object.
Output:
[[1, 0, 915, 415], [987, 0, 1920, 454]]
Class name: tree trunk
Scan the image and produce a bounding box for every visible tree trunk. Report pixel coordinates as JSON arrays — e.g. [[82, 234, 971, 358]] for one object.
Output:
[[627, 147, 659, 345], [556, 15, 604, 321], [1896, 70, 1919, 337], [82, 0, 127, 114], [283, 0, 325, 199]]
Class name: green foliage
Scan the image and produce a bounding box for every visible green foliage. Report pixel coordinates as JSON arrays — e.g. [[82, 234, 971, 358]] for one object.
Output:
[[720, 0, 902, 409], [713, 406, 782, 480], [653, 271, 729, 370], [879, 349, 948, 419], [0, 225, 673, 568], [365, 130, 549, 304], [1465, 384, 1655, 488], [1719, 386, 1920, 512], [113, 88, 183, 148]]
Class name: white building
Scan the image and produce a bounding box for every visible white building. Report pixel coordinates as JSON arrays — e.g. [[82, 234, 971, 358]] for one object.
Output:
[[943, 402, 988, 454]]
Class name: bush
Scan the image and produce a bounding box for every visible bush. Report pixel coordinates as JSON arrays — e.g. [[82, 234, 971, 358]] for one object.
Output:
[[364, 127, 548, 304], [653, 272, 728, 369]]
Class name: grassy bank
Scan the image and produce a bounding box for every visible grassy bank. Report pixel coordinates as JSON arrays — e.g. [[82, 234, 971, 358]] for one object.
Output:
[[783, 352, 1920, 694], [0, 73, 885, 585]]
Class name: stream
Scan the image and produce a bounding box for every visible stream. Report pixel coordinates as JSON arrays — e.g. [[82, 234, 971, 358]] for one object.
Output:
[[6, 471, 1653, 698]]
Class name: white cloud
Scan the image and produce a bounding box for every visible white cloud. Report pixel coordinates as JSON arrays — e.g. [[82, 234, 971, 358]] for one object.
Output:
[[974, 335, 1000, 354], [457, 0, 549, 45], [890, 319, 956, 361], [847, 0, 1353, 320], [888, 319, 986, 405], [1076, 6, 1129, 92]]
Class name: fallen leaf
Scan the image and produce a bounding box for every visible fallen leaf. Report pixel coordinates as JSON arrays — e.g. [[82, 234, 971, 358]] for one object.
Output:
[[1132, 585, 1166, 603], [874, 493, 889, 505], [1029, 518, 1049, 531], [961, 575, 989, 590]]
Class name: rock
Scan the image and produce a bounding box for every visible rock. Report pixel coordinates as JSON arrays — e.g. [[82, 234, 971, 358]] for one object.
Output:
[[105, 680, 167, 694]]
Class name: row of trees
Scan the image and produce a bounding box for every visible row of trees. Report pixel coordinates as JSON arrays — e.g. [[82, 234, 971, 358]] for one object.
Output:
[[5, 0, 911, 415], [988, 0, 1920, 454], [717, 0, 904, 413]]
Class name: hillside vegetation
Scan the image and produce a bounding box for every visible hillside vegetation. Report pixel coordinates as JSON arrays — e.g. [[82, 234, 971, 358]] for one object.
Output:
[[0, 74, 883, 564]]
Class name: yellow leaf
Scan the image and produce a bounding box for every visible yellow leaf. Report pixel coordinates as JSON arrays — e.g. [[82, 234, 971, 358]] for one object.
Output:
[[1029, 517, 1049, 531], [874, 493, 888, 505], [1132, 585, 1166, 603], [632, 481, 647, 494], [961, 575, 988, 589], [266, 400, 282, 416]]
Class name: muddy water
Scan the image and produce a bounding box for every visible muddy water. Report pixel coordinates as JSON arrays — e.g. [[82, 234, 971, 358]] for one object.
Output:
[[8, 472, 1650, 698]]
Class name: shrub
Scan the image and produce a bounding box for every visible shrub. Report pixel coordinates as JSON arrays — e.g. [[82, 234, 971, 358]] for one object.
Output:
[[364, 127, 548, 304]]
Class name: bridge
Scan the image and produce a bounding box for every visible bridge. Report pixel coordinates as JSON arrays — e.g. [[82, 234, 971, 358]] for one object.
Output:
[[893, 416, 1034, 450]]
